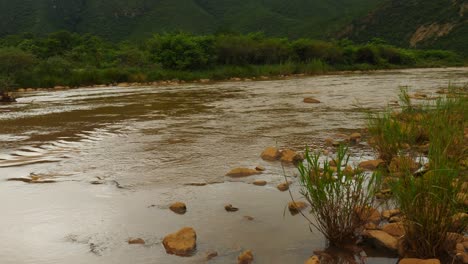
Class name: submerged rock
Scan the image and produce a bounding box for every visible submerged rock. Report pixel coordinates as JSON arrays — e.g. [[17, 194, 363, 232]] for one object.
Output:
[[225, 204, 239, 212], [162, 227, 197, 256], [260, 147, 281, 161], [255, 165, 265, 171], [226, 168, 261, 177], [238, 250, 254, 264], [169, 202, 187, 215], [205, 251, 218, 260], [349, 132, 362, 142], [128, 238, 145, 245]]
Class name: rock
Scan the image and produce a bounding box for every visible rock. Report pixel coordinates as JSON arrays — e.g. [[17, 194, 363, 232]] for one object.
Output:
[[355, 206, 381, 224], [363, 230, 398, 251], [305, 255, 320, 264], [255, 165, 265, 171], [252, 180, 267, 186], [128, 238, 145, 245], [225, 204, 239, 212], [324, 138, 335, 146], [169, 202, 187, 215], [398, 259, 440, 264], [280, 149, 303, 164], [243, 216, 254, 221], [389, 216, 402, 223], [277, 182, 289, 192], [359, 159, 385, 170], [382, 209, 401, 219], [288, 201, 308, 215], [226, 168, 261, 177], [162, 227, 197, 256], [206, 251, 218, 260], [303, 97, 321, 104], [238, 250, 254, 264], [199, 79, 210, 83], [382, 223, 405, 237], [349, 132, 362, 142], [260, 147, 281, 161]]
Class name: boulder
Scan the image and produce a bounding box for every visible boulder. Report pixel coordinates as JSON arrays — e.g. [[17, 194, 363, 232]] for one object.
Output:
[[398, 259, 440, 264], [260, 147, 281, 161], [252, 180, 267, 186], [128, 238, 145, 245], [288, 201, 308, 215], [382, 223, 405, 237], [162, 227, 197, 256], [169, 202, 187, 215], [277, 182, 289, 192], [359, 159, 385, 170], [363, 230, 398, 251], [280, 149, 303, 164], [305, 255, 320, 264], [303, 97, 321, 104], [238, 250, 254, 264], [226, 168, 261, 177]]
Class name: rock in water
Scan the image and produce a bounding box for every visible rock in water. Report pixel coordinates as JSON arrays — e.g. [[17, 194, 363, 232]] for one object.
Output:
[[303, 97, 321, 104], [226, 168, 261, 177], [359, 159, 385, 170], [162, 227, 197, 256], [225, 204, 239, 212], [288, 201, 308, 215], [280, 149, 303, 164], [277, 182, 290, 191], [260, 147, 281, 161], [128, 238, 145, 245], [252, 180, 267, 186], [305, 255, 320, 264], [238, 250, 254, 264], [363, 230, 398, 252], [169, 202, 187, 214]]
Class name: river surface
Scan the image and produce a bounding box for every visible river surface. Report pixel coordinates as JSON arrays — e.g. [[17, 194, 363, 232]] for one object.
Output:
[[0, 68, 467, 264]]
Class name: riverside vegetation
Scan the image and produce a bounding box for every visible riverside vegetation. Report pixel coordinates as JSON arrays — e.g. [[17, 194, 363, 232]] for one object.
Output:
[[0, 31, 466, 96], [297, 86, 467, 263]]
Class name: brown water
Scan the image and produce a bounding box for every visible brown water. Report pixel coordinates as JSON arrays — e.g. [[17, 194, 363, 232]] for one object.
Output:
[[0, 68, 467, 264]]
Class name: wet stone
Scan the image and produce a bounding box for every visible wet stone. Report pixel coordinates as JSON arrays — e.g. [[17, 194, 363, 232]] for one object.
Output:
[[169, 202, 187, 214], [128, 238, 145, 245], [225, 204, 239, 212], [162, 227, 197, 257], [238, 250, 254, 264]]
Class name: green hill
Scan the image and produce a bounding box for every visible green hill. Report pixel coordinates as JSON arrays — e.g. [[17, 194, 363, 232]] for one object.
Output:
[[0, 0, 383, 40], [339, 0, 468, 56]]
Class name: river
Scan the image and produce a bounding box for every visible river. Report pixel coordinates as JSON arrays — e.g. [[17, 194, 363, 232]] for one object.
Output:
[[0, 67, 467, 264]]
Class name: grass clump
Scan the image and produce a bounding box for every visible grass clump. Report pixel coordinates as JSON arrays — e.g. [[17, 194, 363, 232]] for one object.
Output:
[[367, 86, 467, 259], [297, 145, 379, 246]]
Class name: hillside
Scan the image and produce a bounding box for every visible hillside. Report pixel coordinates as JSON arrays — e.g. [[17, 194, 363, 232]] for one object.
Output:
[[0, 0, 383, 40], [339, 0, 468, 56]]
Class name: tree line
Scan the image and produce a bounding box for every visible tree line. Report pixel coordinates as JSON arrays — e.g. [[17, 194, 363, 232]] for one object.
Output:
[[0, 31, 463, 91]]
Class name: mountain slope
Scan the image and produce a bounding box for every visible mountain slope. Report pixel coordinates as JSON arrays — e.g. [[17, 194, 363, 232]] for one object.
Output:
[[0, 0, 383, 40], [339, 0, 468, 55]]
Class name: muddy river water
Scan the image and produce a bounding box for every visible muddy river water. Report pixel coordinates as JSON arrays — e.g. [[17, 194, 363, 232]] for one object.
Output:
[[0, 68, 467, 264]]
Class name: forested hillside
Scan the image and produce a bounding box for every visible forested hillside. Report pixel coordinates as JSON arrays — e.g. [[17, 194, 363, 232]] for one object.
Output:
[[340, 0, 468, 56], [0, 0, 383, 40]]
